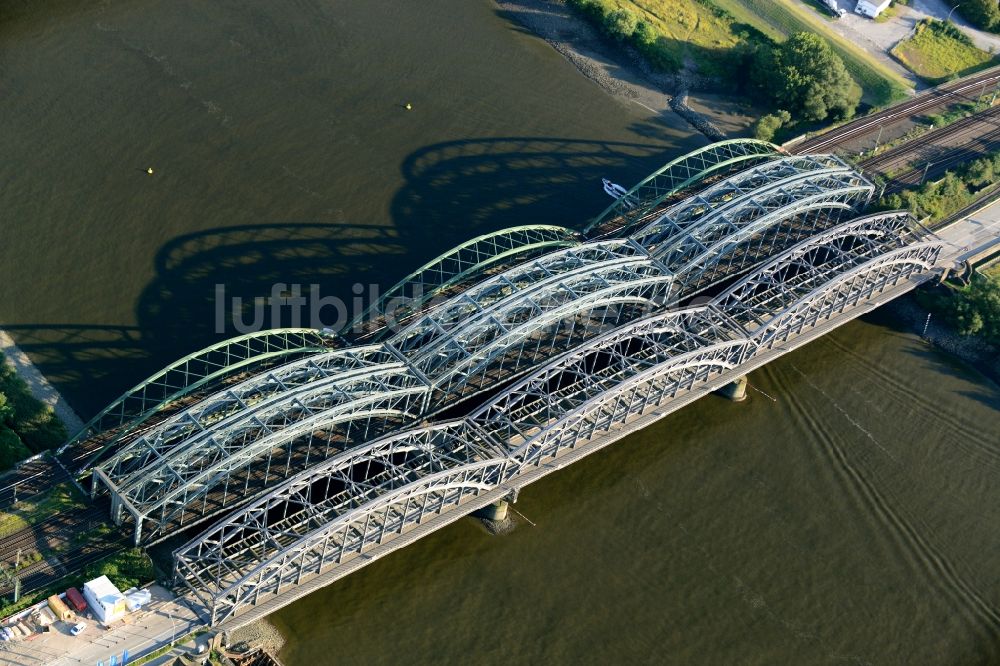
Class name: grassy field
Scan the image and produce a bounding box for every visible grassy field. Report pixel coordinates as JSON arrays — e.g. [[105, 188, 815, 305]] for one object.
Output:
[[589, 0, 741, 76], [891, 19, 996, 84], [586, 0, 911, 106], [715, 0, 912, 105]]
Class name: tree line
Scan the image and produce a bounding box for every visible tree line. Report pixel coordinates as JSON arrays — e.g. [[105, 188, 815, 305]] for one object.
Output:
[[0, 353, 66, 471]]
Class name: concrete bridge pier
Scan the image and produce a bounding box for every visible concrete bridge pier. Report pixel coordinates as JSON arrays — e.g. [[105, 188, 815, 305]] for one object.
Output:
[[478, 500, 509, 522], [474, 489, 518, 533], [716, 375, 748, 402]]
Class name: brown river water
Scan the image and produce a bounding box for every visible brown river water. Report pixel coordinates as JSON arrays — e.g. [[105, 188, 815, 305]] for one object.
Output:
[[1, 1, 999, 663]]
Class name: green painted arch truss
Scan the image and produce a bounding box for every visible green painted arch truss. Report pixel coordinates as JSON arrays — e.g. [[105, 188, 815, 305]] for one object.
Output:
[[349, 225, 581, 341], [60, 328, 336, 473], [585, 139, 782, 237]]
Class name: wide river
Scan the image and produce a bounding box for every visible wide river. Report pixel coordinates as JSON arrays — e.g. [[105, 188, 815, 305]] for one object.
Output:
[[2, 1, 999, 663]]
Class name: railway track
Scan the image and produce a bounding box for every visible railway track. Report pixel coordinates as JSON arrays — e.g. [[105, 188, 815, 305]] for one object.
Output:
[[887, 129, 1000, 193], [793, 66, 1000, 154], [0, 458, 69, 510], [860, 105, 1000, 173], [0, 504, 123, 597], [0, 506, 108, 560]]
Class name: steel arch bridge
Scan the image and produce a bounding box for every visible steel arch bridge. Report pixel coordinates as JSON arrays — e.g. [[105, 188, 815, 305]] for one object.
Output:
[[86, 149, 892, 548], [63, 141, 955, 626], [349, 225, 582, 340], [170, 209, 947, 626]]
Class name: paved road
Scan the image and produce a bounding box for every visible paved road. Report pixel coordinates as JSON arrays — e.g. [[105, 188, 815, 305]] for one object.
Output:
[[910, 0, 1000, 53], [937, 204, 1000, 264], [0, 586, 205, 666]]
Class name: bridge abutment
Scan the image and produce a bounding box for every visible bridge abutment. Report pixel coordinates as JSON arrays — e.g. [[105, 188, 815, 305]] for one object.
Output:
[[716, 375, 748, 402]]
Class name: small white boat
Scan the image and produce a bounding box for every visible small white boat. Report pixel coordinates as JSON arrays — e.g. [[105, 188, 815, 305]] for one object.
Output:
[[602, 178, 637, 208]]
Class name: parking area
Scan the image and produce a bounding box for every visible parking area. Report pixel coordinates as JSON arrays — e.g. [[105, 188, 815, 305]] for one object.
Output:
[[0, 585, 204, 666], [810, 1, 1000, 90]]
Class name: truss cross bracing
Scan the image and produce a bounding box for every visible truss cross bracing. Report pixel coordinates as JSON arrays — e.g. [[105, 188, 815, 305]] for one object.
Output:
[[72, 143, 949, 620]]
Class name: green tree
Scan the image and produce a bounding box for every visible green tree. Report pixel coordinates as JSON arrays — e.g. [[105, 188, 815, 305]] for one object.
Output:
[[0, 353, 66, 453], [0, 393, 12, 425], [924, 276, 1000, 343], [950, 0, 1000, 32], [752, 110, 791, 142], [752, 33, 861, 122], [83, 548, 154, 592], [605, 9, 638, 41], [0, 427, 30, 471]]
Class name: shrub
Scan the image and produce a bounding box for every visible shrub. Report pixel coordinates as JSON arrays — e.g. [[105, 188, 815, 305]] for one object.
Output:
[[0, 427, 30, 471], [753, 110, 791, 141], [605, 9, 639, 41], [0, 352, 66, 457], [920, 275, 1000, 343], [83, 548, 154, 592]]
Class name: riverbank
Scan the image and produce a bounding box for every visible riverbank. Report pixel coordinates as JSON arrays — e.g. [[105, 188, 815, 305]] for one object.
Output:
[[493, 0, 726, 132], [229, 617, 286, 656], [0, 330, 83, 436], [887, 293, 1000, 385]]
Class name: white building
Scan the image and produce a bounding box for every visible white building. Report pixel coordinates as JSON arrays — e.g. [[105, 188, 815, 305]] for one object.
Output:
[[855, 0, 892, 18], [83, 575, 127, 624]]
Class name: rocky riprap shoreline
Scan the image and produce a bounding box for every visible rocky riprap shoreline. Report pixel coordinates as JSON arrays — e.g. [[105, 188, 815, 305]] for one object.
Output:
[[228, 618, 286, 657], [887, 294, 1000, 383]]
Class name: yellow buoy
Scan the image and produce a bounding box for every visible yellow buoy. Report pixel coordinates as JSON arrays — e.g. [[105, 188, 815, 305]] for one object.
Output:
[[147, 167, 154, 175], [405, 103, 412, 110]]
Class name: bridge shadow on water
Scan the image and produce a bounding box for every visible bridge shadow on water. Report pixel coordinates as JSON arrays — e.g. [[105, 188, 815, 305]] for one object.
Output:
[[8, 136, 674, 419]]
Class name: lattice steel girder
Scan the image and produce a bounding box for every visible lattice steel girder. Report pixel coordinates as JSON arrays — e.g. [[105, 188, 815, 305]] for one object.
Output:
[[714, 211, 938, 332], [98, 366, 431, 545], [348, 225, 581, 338], [172, 420, 507, 625], [630, 155, 857, 250], [102, 364, 420, 500], [388, 239, 647, 355], [585, 139, 781, 234], [420, 275, 679, 407], [469, 306, 750, 461], [95, 345, 395, 483], [60, 328, 335, 471], [636, 170, 873, 260], [751, 242, 944, 346], [664, 192, 870, 299]]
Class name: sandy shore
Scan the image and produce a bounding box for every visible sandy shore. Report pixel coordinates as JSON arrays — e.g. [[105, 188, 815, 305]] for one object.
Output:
[[493, 1, 737, 139]]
